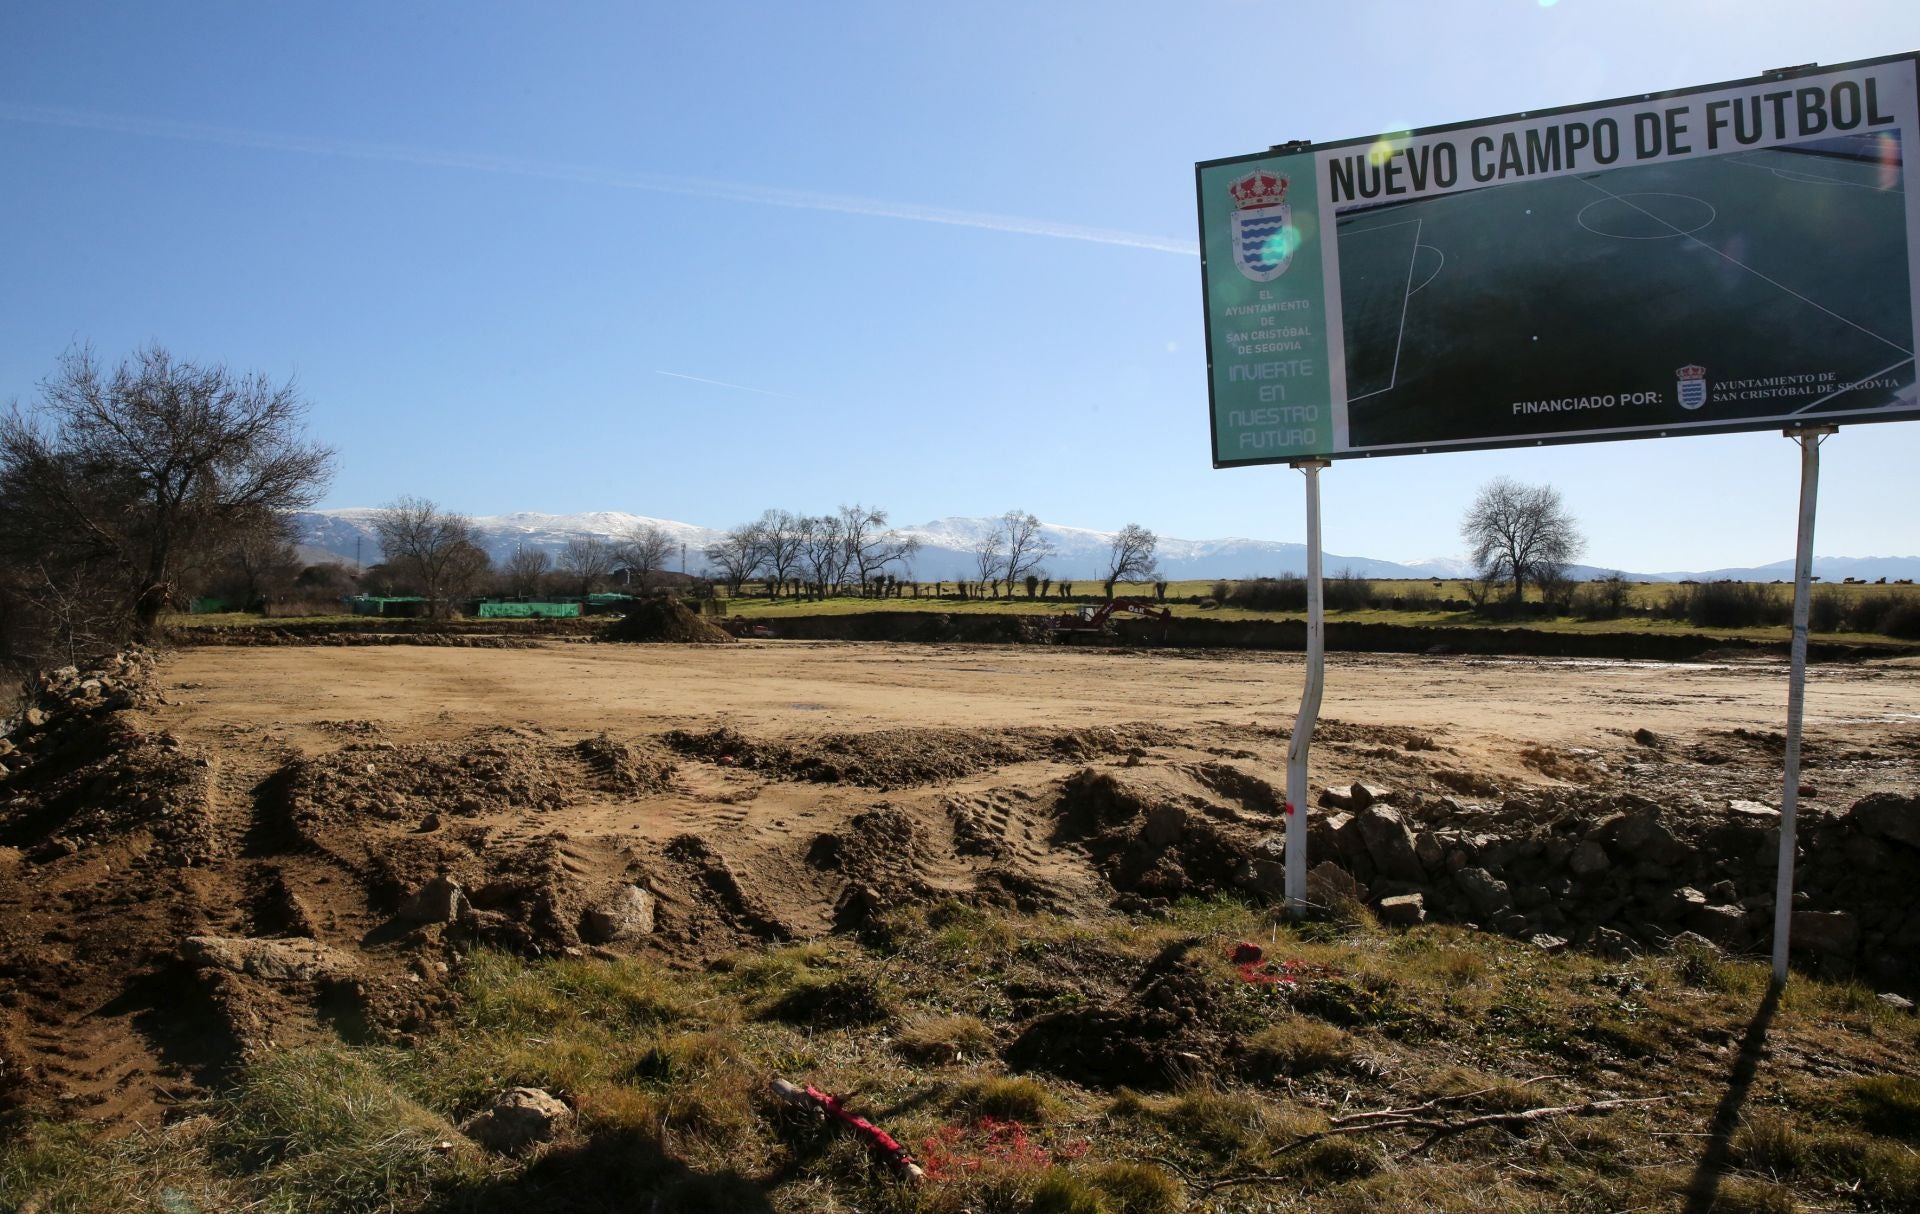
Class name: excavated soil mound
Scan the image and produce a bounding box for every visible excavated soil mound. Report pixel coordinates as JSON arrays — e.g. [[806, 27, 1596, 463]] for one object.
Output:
[[603, 598, 734, 644], [655, 833, 793, 943], [277, 730, 675, 842], [661, 723, 1175, 790], [1053, 768, 1266, 902], [0, 716, 214, 865], [0, 650, 216, 867], [1004, 939, 1235, 1089], [0, 654, 232, 1119]]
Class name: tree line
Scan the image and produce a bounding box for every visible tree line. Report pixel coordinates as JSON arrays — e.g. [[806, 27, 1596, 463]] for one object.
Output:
[[703, 506, 918, 599], [700, 507, 1162, 603], [30, 345, 1844, 671], [364, 498, 682, 616], [0, 339, 1180, 669]]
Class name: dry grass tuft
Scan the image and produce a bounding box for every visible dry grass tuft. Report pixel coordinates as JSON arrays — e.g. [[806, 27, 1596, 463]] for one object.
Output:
[[1162, 1086, 1267, 1157], [216, 1046, 479, 1209], [953, 1075, 1063, 1125], [1086, 1160, 1183, 1214], [1026, 1169, 1107, 1214], [1243, 1016, 1353, 1078], [895, 1014, 995, 1065], [1733, 1114, 1808, 1177], [1693, 1175, 1801, 1214], [1423, 1067, 1549, 1113]]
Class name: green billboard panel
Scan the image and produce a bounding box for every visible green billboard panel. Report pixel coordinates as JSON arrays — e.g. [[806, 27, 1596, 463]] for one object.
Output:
[[1197, 53, 1920, 464], [1198, 151, 1336, 462]]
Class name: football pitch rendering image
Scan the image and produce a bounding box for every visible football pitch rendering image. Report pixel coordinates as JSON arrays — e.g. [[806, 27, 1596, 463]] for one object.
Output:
[[1337, 134, 1915, 451]]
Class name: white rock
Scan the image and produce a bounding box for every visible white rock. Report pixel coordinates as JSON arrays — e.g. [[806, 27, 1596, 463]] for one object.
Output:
[[579, 885, 655, 943], [397, 877, 468, 924], [459, 1087, 572, 1154], [183, 935, 356, 983]]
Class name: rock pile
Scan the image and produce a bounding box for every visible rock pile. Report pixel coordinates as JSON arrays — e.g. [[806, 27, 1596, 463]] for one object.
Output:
[[0, 648, 214, 865], [1296, 785, 1920, 982], [1080, 768, 1920, 987]]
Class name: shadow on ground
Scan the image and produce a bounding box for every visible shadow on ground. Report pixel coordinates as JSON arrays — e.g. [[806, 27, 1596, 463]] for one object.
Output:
[[431, 1127, 774, 1213], [1684, 981, 1782, 1213]]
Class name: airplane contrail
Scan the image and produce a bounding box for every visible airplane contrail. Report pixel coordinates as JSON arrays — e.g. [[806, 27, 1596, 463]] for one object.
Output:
[[0, 102, 1200, 256], [654, 370, 798, 399]]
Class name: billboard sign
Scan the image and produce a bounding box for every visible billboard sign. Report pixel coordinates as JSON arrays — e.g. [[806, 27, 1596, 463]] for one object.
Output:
[[1197, 54, 1920, 465]]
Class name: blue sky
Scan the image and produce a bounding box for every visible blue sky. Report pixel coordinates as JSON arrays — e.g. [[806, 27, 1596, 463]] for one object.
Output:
[[3, 0, 1918, 572]]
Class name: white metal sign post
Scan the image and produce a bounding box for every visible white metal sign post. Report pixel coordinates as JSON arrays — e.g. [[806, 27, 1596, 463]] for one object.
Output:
[[1772, 426, 1836, 984], [1283, 459, 1328, 915]]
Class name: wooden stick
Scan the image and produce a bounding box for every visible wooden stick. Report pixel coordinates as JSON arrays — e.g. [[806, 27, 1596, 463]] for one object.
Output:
[[1148, 1095, 1669, 1195], [770, 1078, 926, 1183]]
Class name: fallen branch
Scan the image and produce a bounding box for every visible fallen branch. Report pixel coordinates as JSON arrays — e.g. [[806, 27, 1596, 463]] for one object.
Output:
[[1144, 1095, 1669, 1195], [1402, 1097, 1668, 1155]]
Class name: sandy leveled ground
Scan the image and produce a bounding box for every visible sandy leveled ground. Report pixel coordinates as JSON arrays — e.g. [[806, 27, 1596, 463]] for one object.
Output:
[[160, 640, 1920, 775]]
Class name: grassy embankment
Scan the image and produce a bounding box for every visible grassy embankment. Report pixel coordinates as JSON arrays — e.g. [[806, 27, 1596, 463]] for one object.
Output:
[[161, 579, 1920, 649], [170, 612, 365, 629], [718, 580, 1920, 648], [5, 899, 1918, 1213]]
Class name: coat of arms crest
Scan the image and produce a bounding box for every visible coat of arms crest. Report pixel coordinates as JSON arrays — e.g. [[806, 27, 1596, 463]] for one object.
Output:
[[1229, 169, 1294, 282]]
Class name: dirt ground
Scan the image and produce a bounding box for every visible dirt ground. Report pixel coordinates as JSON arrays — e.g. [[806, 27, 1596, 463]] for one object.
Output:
[[3, 640, 1917, 1126], [157, 641, 1920, 750]]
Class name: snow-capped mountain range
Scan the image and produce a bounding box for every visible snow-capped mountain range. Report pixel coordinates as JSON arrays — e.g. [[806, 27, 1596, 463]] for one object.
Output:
[[294, 509, 721, 572], [290, 509, 1920, 585]]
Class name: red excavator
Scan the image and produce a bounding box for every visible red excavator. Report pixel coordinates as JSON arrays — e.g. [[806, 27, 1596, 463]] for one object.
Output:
[[1045, 598, 1172, 643]]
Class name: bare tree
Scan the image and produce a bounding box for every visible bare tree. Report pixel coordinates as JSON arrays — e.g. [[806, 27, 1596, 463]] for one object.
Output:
[[1104, 523, 1160, 599], [617, 523, 675, 594], [799, 513, 847, 597], [558, 536, 616, 599], [372, 496, 485, 618], [840, 503, 919, 592], [1000, 510, 1053, 600], [502, 545, 551, 598], [972, 521, 1005, 592], [444, 541, 492, 608], [757, 509, 805, 600], [705, 522, 765, 597], [1461, 477, 1585, 606], [0, 344, 334, 643]]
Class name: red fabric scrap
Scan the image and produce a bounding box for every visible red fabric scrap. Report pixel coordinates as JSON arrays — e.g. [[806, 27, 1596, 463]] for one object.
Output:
[[808, 1086, 917, 1172]]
